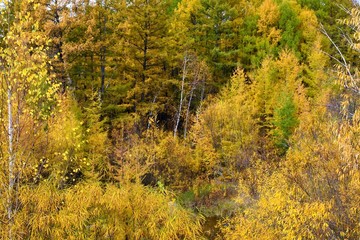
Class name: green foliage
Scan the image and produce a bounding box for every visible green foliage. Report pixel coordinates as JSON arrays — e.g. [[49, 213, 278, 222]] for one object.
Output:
[[253, 50, 308, 153], [238, 14, 262, 70], [175, 0, 242, 86], [278, 1, 302, 56], [272, 93, 299, 153]]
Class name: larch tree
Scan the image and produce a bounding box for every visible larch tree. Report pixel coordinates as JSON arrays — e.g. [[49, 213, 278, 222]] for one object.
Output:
[[120, 0, 171, 118], [183, 0, 241, 86], [188, 68, 260, 183], [41, 0, 71, 93], [62, 0, 117, 103]]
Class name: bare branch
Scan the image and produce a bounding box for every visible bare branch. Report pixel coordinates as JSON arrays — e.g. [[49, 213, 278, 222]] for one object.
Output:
[[320, 23, 357, 92]]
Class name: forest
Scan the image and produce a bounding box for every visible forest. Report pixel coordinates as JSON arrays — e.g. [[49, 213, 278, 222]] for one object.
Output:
[[0, 0, 360, 239]]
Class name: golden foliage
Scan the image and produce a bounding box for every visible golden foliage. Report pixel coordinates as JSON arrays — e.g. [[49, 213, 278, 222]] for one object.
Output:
[[189, 68, 260, 180], [222, 103, 360, 239], [257, 0, 282, 45], [3, 180, 203, 239]]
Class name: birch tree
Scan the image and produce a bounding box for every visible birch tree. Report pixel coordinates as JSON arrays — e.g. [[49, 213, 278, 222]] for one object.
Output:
[[0, 0, 59, 238]]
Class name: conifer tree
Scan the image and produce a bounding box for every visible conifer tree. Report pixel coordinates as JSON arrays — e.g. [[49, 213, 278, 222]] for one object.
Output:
[[121, 0, 171, 117], [62, 0, 117, 103]]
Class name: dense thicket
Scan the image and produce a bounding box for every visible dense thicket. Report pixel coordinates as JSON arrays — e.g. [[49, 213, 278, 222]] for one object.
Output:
[[0, 0, 359, 239]]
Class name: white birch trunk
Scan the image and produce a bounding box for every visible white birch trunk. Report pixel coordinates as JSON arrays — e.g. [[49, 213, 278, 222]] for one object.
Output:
[[7, 87, 14, 240], [174, 55, 189, 137], [183, 84, 195, 139]]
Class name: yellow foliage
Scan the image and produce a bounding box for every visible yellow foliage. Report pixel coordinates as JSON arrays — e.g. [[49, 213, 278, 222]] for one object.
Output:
[[0, 178, 203, 239], [44, 94, 88, 187], [118, 128, 204, 189], [189, 68, 261, 181], [257, 0, 282, 45], [298, 9, 319, 54], [222, 102, 360, 239]]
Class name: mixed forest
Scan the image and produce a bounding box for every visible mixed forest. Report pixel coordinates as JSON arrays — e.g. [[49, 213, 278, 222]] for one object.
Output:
[[0, 0, 360, 239]]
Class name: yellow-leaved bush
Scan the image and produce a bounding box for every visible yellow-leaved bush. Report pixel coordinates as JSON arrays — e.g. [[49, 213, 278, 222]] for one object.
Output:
[[189, 68, 260, 181], [46, 95, 88, 187], [10, 180, 203, 239], [222, 100, 360, 239]]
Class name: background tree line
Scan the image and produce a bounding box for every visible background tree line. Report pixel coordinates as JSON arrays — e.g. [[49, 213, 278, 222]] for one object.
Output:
[[0, 0, 359, 239]]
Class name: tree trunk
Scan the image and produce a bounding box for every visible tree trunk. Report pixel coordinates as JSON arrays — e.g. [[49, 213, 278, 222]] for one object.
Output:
[[141, 32, 148, 102], [100, 46, 106, 97], [174, 55, 188, 137], [7, 87, 14, 240], [100, 10, 107, 98], [196, 78, 206, 122], [183, 84, 195, 139]]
